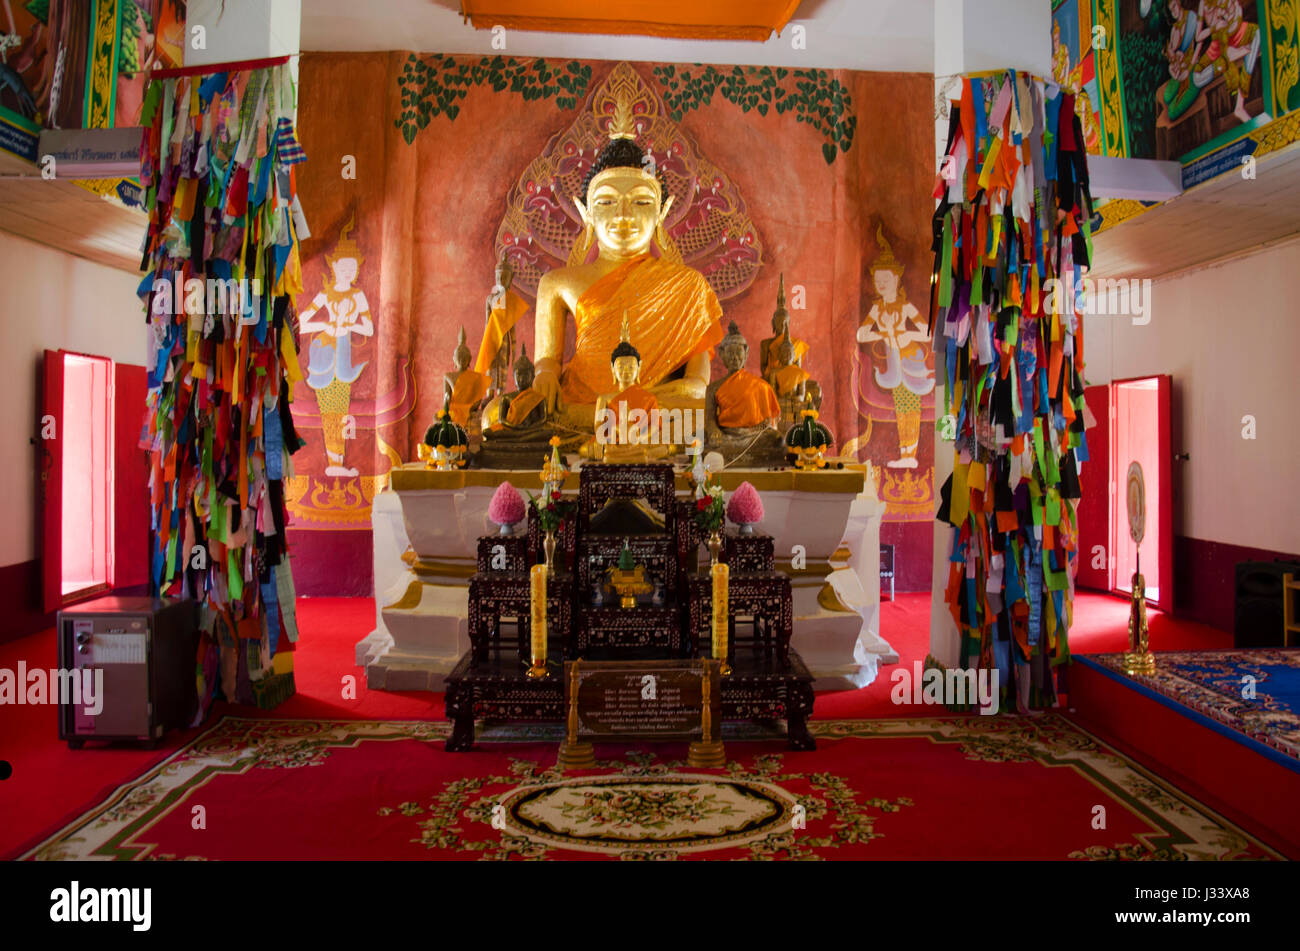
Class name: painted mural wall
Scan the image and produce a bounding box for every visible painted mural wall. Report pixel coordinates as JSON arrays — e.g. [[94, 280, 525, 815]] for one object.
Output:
[[1051, 0, 1300, 228], [288, 52, 937, 593]]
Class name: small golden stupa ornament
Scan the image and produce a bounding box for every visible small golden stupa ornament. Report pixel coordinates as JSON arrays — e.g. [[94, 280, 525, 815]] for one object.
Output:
[[606, 541, 651, 609]]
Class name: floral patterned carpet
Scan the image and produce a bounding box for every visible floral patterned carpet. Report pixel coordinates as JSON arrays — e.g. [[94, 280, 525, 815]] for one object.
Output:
[[1083, 649, 1300, 765], [20, 715, 1282, 861]]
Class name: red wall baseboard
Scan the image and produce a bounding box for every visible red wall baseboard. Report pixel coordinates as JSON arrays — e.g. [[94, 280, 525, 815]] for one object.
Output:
[[287, 528, 374, 597], [880, 520, 933, 594], [0, 560, 54, 644]]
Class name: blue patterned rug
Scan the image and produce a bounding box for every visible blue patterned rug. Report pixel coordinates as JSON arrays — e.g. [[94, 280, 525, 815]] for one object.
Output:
[[1080, 649, 1300, 768]]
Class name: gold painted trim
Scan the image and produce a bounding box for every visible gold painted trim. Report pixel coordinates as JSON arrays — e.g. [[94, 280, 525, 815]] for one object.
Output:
[[384, 579, 425, 611], [390, 463, 864, 495], [411, 557, 479, 580], [817, 582, 854, 613]]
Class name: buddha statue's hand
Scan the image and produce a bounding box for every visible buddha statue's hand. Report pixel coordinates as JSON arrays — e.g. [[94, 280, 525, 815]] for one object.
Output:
[[533, 366, 562, 412], [652, 377, 707, 402]]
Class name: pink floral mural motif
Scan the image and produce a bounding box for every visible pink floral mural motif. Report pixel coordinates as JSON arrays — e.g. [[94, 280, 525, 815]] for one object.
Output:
[[494, 62, 764, 304]]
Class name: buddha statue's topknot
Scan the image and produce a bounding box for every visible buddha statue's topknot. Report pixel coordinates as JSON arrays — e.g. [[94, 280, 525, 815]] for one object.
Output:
[[582, 136, 668, 205]]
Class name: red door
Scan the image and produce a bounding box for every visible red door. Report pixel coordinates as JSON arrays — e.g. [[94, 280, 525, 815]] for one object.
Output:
[[1075, 383, 1110, 591], [1109, 375, 1174, 611], [41, 350, 150, 612]]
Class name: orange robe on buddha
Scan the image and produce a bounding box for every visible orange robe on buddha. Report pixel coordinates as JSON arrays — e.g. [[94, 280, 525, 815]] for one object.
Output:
[[562, 254, 724, 406], [504, 389, 546, 426], [448, 370, 489, 425], [474, 288, 531, 376], [715, 371, 780, 427], [769, 332, 809, 364], [607, 384, 658, 441], [773, 363, 811, 397]]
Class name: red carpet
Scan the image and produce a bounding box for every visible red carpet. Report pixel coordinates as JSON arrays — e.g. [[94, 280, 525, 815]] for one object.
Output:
[[0, 590, 1230, 858], [17, 714, 1279, 861]]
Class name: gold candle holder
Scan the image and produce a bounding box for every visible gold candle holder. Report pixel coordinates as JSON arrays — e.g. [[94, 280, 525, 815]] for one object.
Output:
[[558, 661, 596, 769], [1122, 570, 1155, 676], [687, 660, 726, 768]]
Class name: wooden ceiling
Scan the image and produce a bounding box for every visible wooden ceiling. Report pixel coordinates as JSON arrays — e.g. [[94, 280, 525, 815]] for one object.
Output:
[[0, 151, 146, 275], [1089, 141, 1300, 282]]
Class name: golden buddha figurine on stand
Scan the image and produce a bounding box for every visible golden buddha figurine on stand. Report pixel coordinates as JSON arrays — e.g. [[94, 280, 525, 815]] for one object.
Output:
[[760, 274, 809, 380], [445, 327, 489, 435], [531, 98, 724, 437], [589, 315, 671, 462], [770, 336, 817, 426], [704, 320, 787, 467]]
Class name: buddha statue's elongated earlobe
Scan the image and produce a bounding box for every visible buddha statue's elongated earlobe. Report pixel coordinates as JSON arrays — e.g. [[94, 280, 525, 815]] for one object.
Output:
[[568, 196, 594, 266], [654, 195, 683, 265]]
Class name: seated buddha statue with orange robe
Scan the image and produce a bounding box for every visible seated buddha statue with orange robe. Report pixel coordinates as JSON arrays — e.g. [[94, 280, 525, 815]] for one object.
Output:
[[532, 111, 723, 435], [704, 321, 786, 467], [589, 328, 670, 462], [498, 345, 547, 429], [445, 326, 489, 428]]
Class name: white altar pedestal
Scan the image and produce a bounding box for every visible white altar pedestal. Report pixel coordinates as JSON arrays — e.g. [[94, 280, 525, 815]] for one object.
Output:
[[361, 464, 891, 691]]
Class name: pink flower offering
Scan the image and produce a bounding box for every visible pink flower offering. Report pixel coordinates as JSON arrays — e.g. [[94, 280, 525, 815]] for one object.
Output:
[[726, 481, 764, 526], [488, 482, 526, 527]]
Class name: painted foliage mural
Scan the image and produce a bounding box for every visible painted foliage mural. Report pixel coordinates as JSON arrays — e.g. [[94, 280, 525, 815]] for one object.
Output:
[[290, 53, 935, 586]]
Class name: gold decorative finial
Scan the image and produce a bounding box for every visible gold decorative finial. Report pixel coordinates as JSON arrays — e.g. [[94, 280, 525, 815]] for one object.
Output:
[[609, 96, 637, 140], [620, 310, 631, 344], [873, 222, 903, 274]]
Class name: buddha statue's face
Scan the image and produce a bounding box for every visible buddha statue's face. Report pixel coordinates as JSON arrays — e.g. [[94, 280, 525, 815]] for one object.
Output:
[[612, 354, 640, 390], [720, 341, 747, 372], [584, 169, 662, 259], [778, 341, 796, 366], [515, 366, 534, 390]]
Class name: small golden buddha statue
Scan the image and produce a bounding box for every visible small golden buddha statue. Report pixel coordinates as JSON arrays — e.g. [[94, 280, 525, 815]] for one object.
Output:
[[589, 317, 670, 462], [532, 96, 723, 432], [760, 274, 809, 381], [770, 336, 821, 425], [445, 327, 489, 428], [704, 321, 786, 467]]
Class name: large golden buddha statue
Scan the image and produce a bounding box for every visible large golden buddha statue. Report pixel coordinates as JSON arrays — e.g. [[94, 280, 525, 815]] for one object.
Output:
[[532, 106, 724, 428]]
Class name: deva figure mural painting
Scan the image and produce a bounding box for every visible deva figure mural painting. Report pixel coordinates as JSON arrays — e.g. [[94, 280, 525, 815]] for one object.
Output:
[[857, 224, 934, 471], [299, 219, 374, 478]]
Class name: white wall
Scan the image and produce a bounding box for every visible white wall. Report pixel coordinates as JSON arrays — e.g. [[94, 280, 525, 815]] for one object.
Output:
[[1083, 238, 1300, 555], [0, 231, 146, 568]]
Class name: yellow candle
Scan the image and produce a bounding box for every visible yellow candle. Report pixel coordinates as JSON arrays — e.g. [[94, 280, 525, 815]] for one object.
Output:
[[530, 563, 548, 670], [711, 561, 729, 670]]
